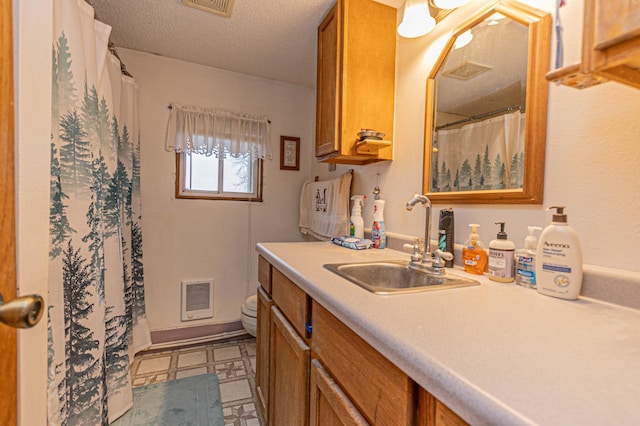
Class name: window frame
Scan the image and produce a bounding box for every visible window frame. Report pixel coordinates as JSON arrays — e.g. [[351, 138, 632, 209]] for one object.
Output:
[[175, 152, 263, 202]]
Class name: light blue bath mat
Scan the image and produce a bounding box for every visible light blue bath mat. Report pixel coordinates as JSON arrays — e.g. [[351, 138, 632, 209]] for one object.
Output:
[[112, 374, 224, 425]]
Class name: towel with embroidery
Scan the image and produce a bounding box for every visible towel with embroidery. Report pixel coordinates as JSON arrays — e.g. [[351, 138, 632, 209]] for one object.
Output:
[[299, 172, 352, 240]]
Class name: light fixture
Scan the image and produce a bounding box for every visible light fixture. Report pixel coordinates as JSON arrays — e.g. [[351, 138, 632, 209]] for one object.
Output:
[[398, 0, 435, 38], [433, 0, 472, 8]]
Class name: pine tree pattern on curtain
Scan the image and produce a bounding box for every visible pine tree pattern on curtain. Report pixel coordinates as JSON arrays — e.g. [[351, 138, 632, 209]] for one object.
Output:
[[48, 1, 150, 424]]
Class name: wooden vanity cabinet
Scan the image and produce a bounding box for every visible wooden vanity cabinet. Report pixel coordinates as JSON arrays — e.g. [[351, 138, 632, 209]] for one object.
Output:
[[547, 0, 640, 89], [256, 257, 469, 425], [315, 0, 396, 165]]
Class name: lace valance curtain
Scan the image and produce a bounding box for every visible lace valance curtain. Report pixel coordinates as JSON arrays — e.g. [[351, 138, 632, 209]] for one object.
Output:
[[165, 103, 271, 161]]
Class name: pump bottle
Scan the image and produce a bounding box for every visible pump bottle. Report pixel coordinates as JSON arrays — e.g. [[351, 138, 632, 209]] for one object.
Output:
[[536, 206, 583, 300], [488, 222, 515, 282], [462, 224, 487, 274], [515, 226, 542, 288], [349, 195, 365, 239]]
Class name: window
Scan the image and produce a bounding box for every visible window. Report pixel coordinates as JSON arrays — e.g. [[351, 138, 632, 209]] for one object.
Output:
[[176, 151, 263, 201], [166, 104, 270, 202]]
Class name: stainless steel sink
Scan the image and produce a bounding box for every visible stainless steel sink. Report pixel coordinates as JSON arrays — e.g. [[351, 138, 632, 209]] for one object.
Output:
[[323, 260, 480, 294]]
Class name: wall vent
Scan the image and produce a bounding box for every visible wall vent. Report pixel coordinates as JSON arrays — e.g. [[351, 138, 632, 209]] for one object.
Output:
[[443, 61, 492, 80], [182, 0, 235, 18], [181, 279, 214, 321]]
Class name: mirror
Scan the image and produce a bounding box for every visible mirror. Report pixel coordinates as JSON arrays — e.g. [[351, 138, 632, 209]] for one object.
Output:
[[423, 1, 551, 204]]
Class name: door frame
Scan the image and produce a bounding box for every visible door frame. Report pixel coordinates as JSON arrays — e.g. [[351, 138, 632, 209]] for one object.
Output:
[[0, 0, 18, 423]]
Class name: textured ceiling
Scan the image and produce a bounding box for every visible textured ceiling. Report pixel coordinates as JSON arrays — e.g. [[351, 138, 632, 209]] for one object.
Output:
[[86, 0, 403, 88]]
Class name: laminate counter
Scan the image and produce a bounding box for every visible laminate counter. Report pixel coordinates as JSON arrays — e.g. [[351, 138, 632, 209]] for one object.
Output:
[[256, 241, 640, 425]]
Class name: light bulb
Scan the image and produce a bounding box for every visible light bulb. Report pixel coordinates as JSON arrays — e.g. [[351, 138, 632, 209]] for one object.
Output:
[[454, 30, 473, 49], [398, 0, 435, 38]]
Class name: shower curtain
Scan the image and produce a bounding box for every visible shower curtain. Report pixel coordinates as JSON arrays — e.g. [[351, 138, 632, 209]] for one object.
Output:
[[48, 0, 151, 424], [432, 111, 525, 192]]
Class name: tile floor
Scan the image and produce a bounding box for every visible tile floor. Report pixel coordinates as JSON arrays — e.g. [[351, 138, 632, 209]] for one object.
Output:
[[130, 336, 265, 426]]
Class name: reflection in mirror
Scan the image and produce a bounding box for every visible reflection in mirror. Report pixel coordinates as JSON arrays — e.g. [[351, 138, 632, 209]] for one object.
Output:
[[423, 1, 551, 204]]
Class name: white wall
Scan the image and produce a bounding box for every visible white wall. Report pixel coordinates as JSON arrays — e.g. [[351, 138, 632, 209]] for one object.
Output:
[[118, 49, 315, 333], [314, 0, 640, 274]]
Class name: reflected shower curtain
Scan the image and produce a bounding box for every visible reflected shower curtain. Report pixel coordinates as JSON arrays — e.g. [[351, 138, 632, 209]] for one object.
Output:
[[432, 111, 525, 192], [48, 0, 151, 424]]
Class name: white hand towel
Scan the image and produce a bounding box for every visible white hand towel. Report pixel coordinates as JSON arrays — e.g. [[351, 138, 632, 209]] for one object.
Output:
[[299, 172, 352, 240]]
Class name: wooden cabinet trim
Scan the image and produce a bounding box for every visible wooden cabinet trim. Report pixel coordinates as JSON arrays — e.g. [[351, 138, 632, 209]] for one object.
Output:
[[255, 286, 272, 419]]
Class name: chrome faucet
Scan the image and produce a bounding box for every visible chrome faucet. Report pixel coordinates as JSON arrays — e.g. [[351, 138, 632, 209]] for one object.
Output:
[[405, 193, 452, 275]]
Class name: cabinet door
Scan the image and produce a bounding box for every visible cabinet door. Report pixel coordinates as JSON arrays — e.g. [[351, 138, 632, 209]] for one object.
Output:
[[593, 0, 640, 50], [255, 286, 272, 419], [269, 306, 310, 426], [316, 3, 340, 158], [310, 359, 369, 426]]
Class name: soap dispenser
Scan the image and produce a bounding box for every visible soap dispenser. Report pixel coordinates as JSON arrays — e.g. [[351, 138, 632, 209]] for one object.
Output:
[[488, 222, 515, 282], [462, 224, 487, 274], [515, 226, 542, 288], [536, 206, 583, 300]]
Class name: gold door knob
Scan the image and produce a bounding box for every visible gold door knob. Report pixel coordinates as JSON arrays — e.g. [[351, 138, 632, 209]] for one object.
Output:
[[0, 293, 44, 328]]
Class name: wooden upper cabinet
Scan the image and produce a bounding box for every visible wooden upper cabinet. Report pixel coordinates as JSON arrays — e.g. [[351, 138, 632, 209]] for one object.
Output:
[[315, 0, 396, 165], [547, 0, 640, 89]]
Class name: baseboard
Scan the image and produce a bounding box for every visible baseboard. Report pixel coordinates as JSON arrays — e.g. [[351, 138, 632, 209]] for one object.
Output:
[[149, 321, 247, 350]]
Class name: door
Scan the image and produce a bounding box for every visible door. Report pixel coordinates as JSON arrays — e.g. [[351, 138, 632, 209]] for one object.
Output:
[[0, 0, 18, 424]]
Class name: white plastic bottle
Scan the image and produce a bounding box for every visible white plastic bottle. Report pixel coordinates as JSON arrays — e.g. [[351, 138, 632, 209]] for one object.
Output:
[[515, 226, 542, 289], [536, 206, 583, 300], [349, 195, 365, 239], [371, 200, 386, 249], [488, 222, 515, 282]]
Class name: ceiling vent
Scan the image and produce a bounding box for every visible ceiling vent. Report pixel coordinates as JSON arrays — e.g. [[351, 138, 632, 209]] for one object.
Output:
[[443, 61, 492, 80], [182, 0, 235, 18]]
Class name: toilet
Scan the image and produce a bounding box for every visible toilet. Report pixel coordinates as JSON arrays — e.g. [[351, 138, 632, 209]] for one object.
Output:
[[241, 294, 257, 337]]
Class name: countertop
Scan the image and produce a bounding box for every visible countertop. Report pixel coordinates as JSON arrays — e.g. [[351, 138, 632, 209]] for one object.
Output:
[[256, 241, 640, 426]]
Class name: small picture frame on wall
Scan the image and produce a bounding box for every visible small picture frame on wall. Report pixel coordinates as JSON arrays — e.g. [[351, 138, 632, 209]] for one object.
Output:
[[280, 136, 300, 171]]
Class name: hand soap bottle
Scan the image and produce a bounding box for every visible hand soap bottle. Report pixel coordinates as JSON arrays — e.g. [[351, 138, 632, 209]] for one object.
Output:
[[536, 206, 583, 300], [462, 224, 487, 274], [515, 226, 542, 288], [349, 195, 365, 239], [488, 222, 515, 282], [371, 200, 386, 249]]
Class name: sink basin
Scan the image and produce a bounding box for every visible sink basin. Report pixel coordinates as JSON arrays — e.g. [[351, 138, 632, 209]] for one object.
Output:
[[323, 260, 480, 294]]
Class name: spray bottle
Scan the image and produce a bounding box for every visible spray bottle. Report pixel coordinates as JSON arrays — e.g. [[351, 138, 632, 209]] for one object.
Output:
[[349, 195, 365, 239], [371, 200, 386, 249]]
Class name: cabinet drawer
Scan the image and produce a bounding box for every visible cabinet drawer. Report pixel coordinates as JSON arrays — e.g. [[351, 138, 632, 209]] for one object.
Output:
[[312, 301, 415, 425], [271, 267, 308, 338], [258, 255, 272, 294]]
